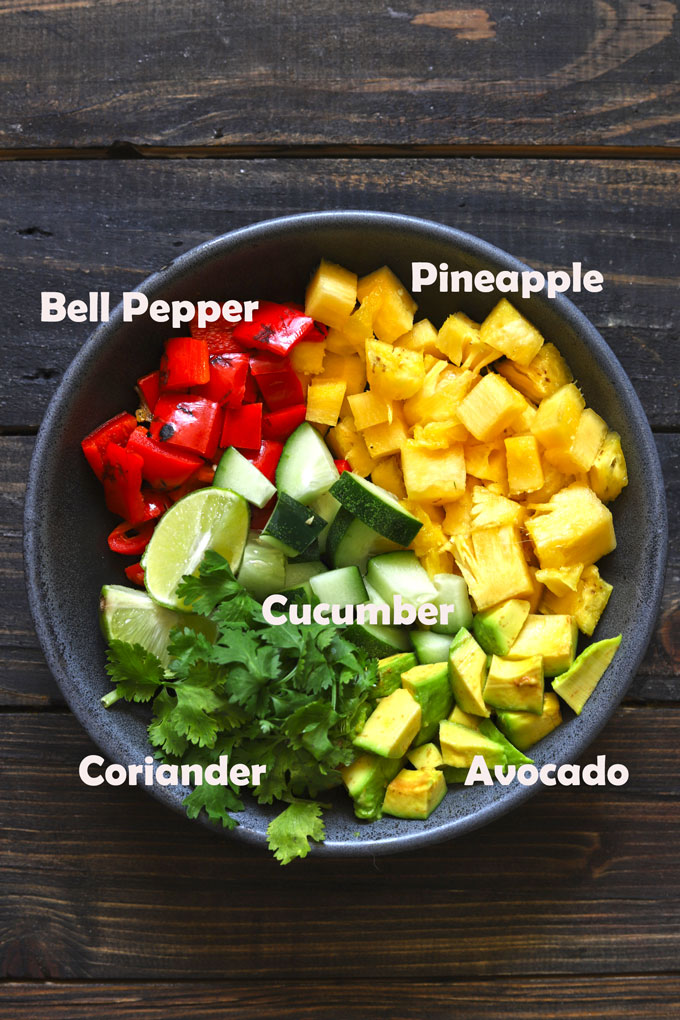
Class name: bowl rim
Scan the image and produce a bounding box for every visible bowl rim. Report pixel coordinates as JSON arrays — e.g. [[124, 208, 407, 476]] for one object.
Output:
[[24, 210, 668, 856]]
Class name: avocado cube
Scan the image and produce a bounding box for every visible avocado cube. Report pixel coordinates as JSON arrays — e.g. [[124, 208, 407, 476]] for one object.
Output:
[[442, 765, 470, 784], [383, 767, 447, 819], [496, 691, 563, 751], [507, 614, 578, 676], [401, 662, 453, 745], [477, 718, 534, 767], [340, 753, 403, 821], [552, 634, 621, 714], [438, 720, 507, 769], [483, 654, 544, 714], [448, 705, 482, 729], [374, 651, 418, 698], [473, 598, 531, 655], [407, 742, 444, 769], [353, 688, 422, 758], [448, 628, 490, 717]]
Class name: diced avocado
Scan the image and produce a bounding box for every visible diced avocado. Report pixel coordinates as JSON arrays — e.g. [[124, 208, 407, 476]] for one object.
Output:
[[552, 634, 622, 714], [483, 654, 544, 714], [507, 614, 578, 677], [448, 628, 490, 717], [496, 691, 563, 751], [383, 767, 447, 819], [430, 573, 474, 635], [477, 718, 534, 767], [442, 766, 470, 784], [438, 720, 506, 769], [407, 742, 444, 769], [340, 752, 403, 821], [473, 598, 531, 655], [448, 705, 482, 729], [353, 687, 421, 758], [374, 651, 418, 699], [411, 630, 454, 664], [401, 662, 453, 745]]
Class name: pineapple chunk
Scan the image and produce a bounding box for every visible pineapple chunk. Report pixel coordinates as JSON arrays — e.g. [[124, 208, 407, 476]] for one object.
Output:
[[348, 390, 391, 430], [457, 373, 526, 442], [357, 266, 417, 345], [290, 340, 326, 375], [505, 435, 544, 495], [305, 260, 357, 330], [324, 327, 358, 357], [363, 410, 409, 459], [526, 566, 545, 614], [403, 366, 476, 426], [541, 564, 612, 636], [496, 343, 573, 403], [343, 288, 383, 348], [589, 430, 628, 503], [327, 415, 359, 459], [449, 525, 534, 611], [346, 434, 378, 477], [412, 419, 469, 448], [465, 442, 508, 488], [442, 482, 474, 538], [510, 399, 538, 434], [306, 380, 346, 427], [318, 352, 366, 395], [358, 266, 417, 310], [527, 458, 572, 503], [371, 456, 406, 498], [527, 483, 616, 569], [405, 502, 453, 577], [462, 339, 500, 374], [396, 319, 440, 356], [544, 408, 608, 475], [366, 340, 425, 399], [531, 383, 585, 450], [479, 299, 545, 366], [402, 440, 466, 504], [535, 565, 584, 597], [470, 485, 525, 530], [435, 313, 478, 365]]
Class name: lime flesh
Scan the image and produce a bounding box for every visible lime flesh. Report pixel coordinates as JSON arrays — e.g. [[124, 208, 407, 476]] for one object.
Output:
[[100, 585, 214, 666]]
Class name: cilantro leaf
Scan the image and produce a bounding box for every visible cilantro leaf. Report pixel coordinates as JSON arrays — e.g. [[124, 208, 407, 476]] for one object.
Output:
[[266, 800, 326, 865], [175, 551, 242, 615], [105, 640, 164, 702], [183, 782, 244, 830], [148, 688, 189, 757]]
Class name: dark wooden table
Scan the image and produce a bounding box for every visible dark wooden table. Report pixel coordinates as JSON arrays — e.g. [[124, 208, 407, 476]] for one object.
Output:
[[2, 3, 679, 1017]]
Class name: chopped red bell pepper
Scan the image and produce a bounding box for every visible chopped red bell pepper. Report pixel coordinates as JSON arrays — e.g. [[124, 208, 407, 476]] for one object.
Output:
[[243, 369, 259, 404], [126, 427, 203, 490], [221, 403, 262, 450], [136, 370, 161, 414], [249, 354, 304, 411], [242, 439, 283, 484], [249, 496, 277, 531], [141, 488, 172, 520], [108, 518, 156, 556], [150, 393, 222, 460], [232, 302, 316, 357], [192, 353, 249, 407], [262, 404, 307, 441], [102, 443, 147, 523], [190, 319, 245, 356], [124, 562, 146, 587], [81, 412, 138, 481], [160, 337, 210, 390], [334, 459, 351, 474]]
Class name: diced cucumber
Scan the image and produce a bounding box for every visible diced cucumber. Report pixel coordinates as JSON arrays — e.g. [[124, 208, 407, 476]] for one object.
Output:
[[284, 561, 327, 588], [326, 507, 397, 571], [276, 422, 339, 504], [430, 573, 473, 635], [213, 447, 276, 508], [310, 490, 341, 553], [288, 540, 322, 563], [411, 630, 454, 664], [365, 551, 437, 610], [310, 566, 368, 607], [364, 577, 389, 607], [260, 493, 327, 557], [280, 581, 317, 606], [237, 533, 287, 601], [330, 470, 422, 545], [345, 618, 413, 658]]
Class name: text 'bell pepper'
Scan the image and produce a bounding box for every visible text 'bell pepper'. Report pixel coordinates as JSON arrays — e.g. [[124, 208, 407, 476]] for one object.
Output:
[[232, 302, 316, 357], [150, 394, 222, 460], [221, 403, 262, 450], [81, 412, 138, 481], [160, 337, 210, 390], [249, 354, 304, 411]]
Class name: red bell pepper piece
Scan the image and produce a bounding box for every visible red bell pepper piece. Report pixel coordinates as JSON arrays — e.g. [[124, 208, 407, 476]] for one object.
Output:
[[249, 354, 304, 411], [221, 403, 262, 450], [262, 404, 307, 441], [150, 393, 222, 460], [81, 412, 137, 480], [126, 427, 203, 490], [141, 488, 172, 520], [160, 337, 210, 390], [243, 369, 259, 404], [192, 353, 249, 407], [108, 518, 156, 556], [102, 443, 147, 523], [136, 370, 161, 414], [190, 319, 245, 356], [124, 562, 146, 587], [232, 302, 316, 357], [334, 459, 351, 474], [242, 439, 283, 484], [249, 496, 276, 531]]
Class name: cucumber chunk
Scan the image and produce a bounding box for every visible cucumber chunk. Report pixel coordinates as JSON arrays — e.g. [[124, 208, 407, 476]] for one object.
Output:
[[365, 551, 437, 610], [237, 533, 287, 601], [430, 573, 473, 635], [261, 493, 327, 557], [213, 447, 276, 508], [412, 630, 454, 664], [276, 422, 339, 504], [326, 507, 397, 571], [330, 470, 422, 545], [310, 566, 368, 607]]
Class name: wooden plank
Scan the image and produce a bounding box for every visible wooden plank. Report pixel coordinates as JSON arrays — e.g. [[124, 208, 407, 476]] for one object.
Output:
[[0, 708, 679, 980], [2, 1, 680, 149], [1, 158, 678, 430], [0, 976, 679, 1020]]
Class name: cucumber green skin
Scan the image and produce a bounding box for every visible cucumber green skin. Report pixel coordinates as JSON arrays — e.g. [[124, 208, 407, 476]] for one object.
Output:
[[326, 507, 396, 571], [345, 620, 413, 658], [412, 630, 454, 665], [330, 470, 422, 545], [262, 492, 327, 555], [280, 582, 318, 606]]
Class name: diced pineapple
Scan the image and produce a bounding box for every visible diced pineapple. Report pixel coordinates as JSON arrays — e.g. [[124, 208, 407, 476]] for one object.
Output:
[[366, 340, 425, 399], [465, 442, 508, 488], [510, 399, 538, 434], [402, 441, 466, 504], [462, 339, 500, 374], [435, 313, 478, 365], [348, 390, 391, 430], [346, 434, 378, 477], [544, 408, 608, 475], [442, 481, 474, 538], [589, 430, 628, 503], [457, 373, 526, 442], [324, 328, 358, 357], [540, 564, 612, 636], [305, 380, 346, 427], [535, 565, 584, 597], [371, 455, 406, 498], [527, 458, 572, 504], [403, 366, 476, 426], [318, 352, 366, 396], [326, 415, 359, 459], [496, 343, 573, 403], [358, 266, 417, 310], [526, 566, 545, 614], [505, 435, 544, 495], [363, 411, 409, 459], [449, 525, 534, 611], [396, 319, 440, 356], [290, 340, 326, 375], [526, 483, 616, 569], [404, 501, 453, 577], [470, 485, 525, 530], [412, 419, 469, 448], [343, 288, 384, 348], [479, 299, 545, 366], [305, 260, 357, 330], [531, 383, 585, 450]]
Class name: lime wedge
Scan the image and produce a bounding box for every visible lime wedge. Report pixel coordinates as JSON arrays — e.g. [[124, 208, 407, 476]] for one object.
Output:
[[100, 585, 215, 666], [141, 487, 249, 610]]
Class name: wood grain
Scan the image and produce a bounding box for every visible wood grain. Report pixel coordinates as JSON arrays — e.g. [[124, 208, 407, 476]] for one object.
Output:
[[2, 0, 680, 148], [1, 158, 679, 430]]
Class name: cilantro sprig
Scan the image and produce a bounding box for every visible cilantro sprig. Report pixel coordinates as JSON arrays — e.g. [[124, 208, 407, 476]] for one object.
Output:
[[103, 551, 378, 863]]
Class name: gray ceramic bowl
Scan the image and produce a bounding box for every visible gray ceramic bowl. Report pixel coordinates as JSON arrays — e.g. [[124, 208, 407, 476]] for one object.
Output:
[[24, 211, 667, 856]]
